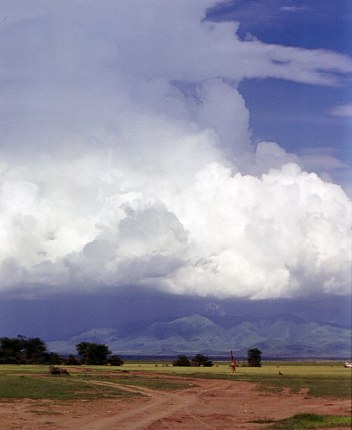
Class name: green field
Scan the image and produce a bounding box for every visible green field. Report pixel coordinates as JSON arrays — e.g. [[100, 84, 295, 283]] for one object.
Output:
[[0, 361, 350, 400], [120, 361, 352, 398], [0, 364, 194, 400]]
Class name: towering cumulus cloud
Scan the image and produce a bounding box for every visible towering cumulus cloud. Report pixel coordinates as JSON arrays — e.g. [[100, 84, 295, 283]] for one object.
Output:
[[0, 0, 351, 298]]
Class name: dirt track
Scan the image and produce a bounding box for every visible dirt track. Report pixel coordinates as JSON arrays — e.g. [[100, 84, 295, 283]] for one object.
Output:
[[1, 373, 351, 429]]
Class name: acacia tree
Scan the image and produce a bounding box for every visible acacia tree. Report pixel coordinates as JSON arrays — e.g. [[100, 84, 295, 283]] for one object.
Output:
[[109, 355, 124, 366], [173, 355, 190, 366], [65, 354, 80, 365], [247, 348, 262, 367], [23, 337, 47, 363], [0, 336, 24, 363], [76, 342, 111, 365], [191, 354, 213, 367], [0, 336, 54, 364]]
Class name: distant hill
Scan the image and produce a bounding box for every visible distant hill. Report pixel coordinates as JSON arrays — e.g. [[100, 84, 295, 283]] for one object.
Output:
[[48, 314, 351, 358]]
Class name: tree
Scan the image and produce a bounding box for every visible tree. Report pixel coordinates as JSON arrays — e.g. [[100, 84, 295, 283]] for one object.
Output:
[[0, 335, 51, 364], [191, 354, 213, 367], [76, 342, 111, 365], [247, 348, 262, 367], [0, 336, 24, 364], [109, 355, 124, 366], [173, 355, 190, 366], [65, 354, 80, 365], [23, 337, 47, 364], [76, 342, 90, 363], [44, 352, 63, 365]]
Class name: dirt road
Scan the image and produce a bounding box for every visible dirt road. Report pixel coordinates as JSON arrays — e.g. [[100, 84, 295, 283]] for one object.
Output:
[[1, 374, 350, 429]]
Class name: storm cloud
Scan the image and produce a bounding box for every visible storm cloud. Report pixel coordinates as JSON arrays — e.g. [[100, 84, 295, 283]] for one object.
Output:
[[0, 0, 351, 299]]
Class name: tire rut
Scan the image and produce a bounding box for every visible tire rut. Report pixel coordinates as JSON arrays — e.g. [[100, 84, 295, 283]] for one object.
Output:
[[76, 380, 230, 430]]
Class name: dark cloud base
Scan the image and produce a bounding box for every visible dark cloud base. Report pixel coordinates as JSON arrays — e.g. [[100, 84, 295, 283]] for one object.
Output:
[[0, 290, 350, 341]]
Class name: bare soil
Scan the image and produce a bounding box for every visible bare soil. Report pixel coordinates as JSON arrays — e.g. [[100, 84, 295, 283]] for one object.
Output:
[[0, 372, 350, 430]]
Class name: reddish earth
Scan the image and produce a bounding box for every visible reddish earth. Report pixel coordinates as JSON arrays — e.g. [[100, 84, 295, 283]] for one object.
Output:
[[0, 373, 350, 430]]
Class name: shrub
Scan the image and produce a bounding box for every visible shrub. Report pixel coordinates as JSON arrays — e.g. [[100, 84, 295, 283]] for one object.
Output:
[[109, 355, 124, 366], [247, 348, 262, 367], [191, 354, 213, 367], [65, 354, 80, 365], [173, 355, 191, 366], [49, 366, 69, 376]]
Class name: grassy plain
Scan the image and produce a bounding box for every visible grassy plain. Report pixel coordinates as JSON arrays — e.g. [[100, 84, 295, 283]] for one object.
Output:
[[0, 374, 134, 400], [0, 364, 193, 400], [123, 360, 352, 398], [0, 361, 350, 400]]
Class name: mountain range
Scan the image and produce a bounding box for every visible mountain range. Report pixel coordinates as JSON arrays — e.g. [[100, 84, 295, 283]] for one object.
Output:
[[48, 314, 351, 359]]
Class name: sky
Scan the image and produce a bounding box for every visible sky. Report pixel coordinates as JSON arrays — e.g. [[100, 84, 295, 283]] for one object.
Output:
[[0, 0, 351, 338]]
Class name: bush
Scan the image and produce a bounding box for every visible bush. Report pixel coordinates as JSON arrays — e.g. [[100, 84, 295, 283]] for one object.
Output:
[[173, 355, 191, 366], [76, 342, 111, 365], [247, 348, 262, 367], [44, 352, 63, 365], [65, 355, 80, 365], [191, 354, 213, 367], [49, 366, 69, 376], [109, 355, 124, 366]]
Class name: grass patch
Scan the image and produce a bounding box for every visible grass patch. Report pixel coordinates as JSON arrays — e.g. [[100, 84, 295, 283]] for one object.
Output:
[[151, 363, 351, 399], [0, 363, 350, 400], [0, 366, 190, 400], [238, 374, 351, 398], [258, 413, 352, 429], [78, 373, 194, 391], [167, 371, 351, 398], [90, 362, 352, 398], [0, 374, 136, 400], [0, 365, 50, 374]]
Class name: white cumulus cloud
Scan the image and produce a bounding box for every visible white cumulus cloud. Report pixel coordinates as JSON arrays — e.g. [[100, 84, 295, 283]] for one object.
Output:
[[0, 0, 351, 299]]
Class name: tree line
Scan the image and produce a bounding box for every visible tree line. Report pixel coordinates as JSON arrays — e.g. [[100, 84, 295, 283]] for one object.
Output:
[[173, 348, 262, 367], [0, 336, 123, 366], [0, 335, 262, 367], [173, 354, 214, 367]]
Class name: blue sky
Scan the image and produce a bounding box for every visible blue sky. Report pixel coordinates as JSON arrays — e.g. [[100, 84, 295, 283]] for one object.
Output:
[[207, 0, 352, 190], [208, 0, 352, 52], [0, 0, 351, 339]]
